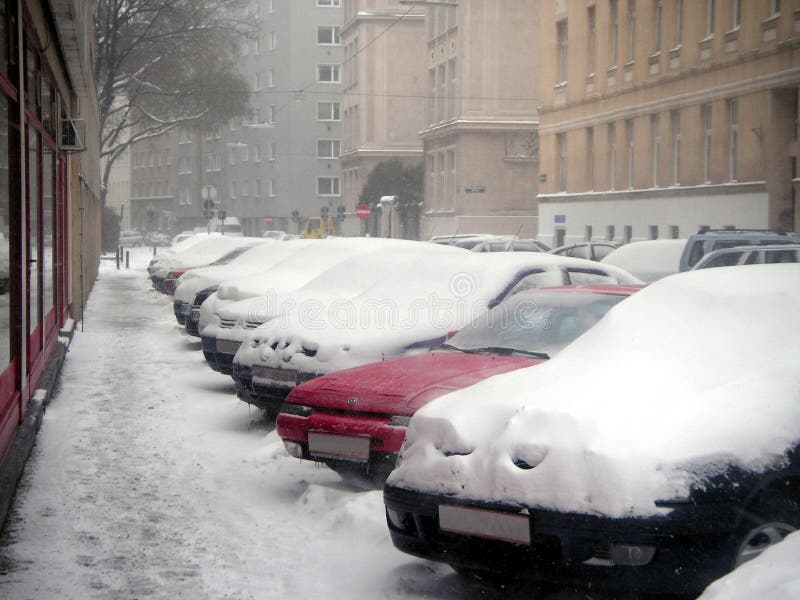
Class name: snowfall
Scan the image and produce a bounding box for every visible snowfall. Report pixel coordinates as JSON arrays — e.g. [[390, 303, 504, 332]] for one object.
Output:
[[0, 249, 796, 600]]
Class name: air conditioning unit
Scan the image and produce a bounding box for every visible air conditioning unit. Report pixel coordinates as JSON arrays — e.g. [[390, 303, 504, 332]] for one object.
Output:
[[59, 116, 86, 152]]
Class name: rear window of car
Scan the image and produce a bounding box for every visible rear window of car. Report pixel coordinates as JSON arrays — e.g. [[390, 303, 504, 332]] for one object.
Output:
[[592, 244, 616, 260], [702, 251, 744, 268], [566, 268, 618, 285], [764, 249, 799, 264]]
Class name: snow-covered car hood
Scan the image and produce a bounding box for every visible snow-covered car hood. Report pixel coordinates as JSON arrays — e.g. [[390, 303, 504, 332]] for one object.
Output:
[[601, 239, 687, 283], [290, 351, 540, 415], [234, 253, 640, 375], [388, 264, 800, 518]]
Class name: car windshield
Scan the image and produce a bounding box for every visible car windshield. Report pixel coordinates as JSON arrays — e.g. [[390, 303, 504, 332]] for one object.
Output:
[[445, 290, 627, 358]]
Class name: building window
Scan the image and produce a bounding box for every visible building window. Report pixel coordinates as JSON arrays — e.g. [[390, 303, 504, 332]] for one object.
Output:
[[732, 0, 741, 29], [703, 103, 713, 183], [676, 0, 683, 44], [241, 145, 249, 162], [624, 225, 633, 243], [318, 177, 340, 196], [610, 0, 619, 66], [585, 225, 593, 241], [317, 26, 341, 45], [770, 0, 780, 16], [447, 58, 457, 119], [706, 0, 715, 36], [672, 109, 681, 185], [242, 179, 249, 197], [255, 144, 262, 163], [627, 0, 636, 62], [269, 31, 277, 50], [268, 68, 275, 87], [625, 119, 634, 189], [254, 73, 261, 90], [269, 141, 276, 161], [670, 225, 680, 238], [651, 113, 660, 187], [586, 127, 594, 190], [649, 225, 659, 240], [587, 7, 596, 75], [729, 99, 738, 181], [256, 179, 263, 196], [268, 105, 276, 123], [229, 148, 235, 166], [317, 139, 341, 159], [317, 64, 340, 83], [318, 101, 340, 122], [268, 0, 275, 12], [557, 20, 568, 83], [557, 133, 567, 192], [609, 122, 616, 190], [230, 181, 237, 199], [654, 0, 663, 52], [269, 178, 276, 196]]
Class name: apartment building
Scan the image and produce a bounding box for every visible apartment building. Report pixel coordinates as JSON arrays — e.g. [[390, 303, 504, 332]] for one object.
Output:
[[131, 0, 343, 237], [537, 0, 800, 247], [339, 0, 427, 236], [420, 1, 540, 239]]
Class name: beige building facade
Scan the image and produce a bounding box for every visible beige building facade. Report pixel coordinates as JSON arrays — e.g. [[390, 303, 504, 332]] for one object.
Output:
[[419, 0, 540, 240], [339, 0, 427, 236], [537, 0, 800, 247]]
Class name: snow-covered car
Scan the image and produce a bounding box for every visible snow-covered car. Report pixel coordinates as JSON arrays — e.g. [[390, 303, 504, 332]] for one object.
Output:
[[679, 227, 800, 272], [262, 230, 288, 240], [276, 284, 642, 486], [171, 239, 312, 329], [600, 239, 687, 283], [200, 239, 457, 374], [149, 236, 265, 294], [470, 237, 550, 253], [549, 241, 620, 261], [233, 254, 640, 414], [692, 243, 800, 270], [384, 263, 800, 597]]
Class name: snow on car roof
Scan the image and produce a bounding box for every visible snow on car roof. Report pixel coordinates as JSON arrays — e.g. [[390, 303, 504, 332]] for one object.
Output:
[[235, 252, 640, 375], [600, 239, 687, 282], [151, 236, 267, 278], [388, 264, 800, 518]]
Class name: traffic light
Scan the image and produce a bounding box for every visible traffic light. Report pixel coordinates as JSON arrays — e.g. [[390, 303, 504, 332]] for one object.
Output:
[[291, 209, 300, 223]]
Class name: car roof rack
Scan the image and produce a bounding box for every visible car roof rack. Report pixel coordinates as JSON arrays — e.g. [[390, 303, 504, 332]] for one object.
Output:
[[695, 226, 787, 235]]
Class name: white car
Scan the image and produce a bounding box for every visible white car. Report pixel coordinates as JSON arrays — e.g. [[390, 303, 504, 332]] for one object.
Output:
[[118, 229, 144, 248], [231, 252, 640, 412], [384, 263, 800, 597], [601, 238, 688, 283]]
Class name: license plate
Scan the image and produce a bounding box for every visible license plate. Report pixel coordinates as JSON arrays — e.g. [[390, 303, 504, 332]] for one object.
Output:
[[252, 365, 297, 387], [216, 339, 241, 355], [439, 505, 530, 545], [308, 432, 370, 462], [180, 303, 191, 316], [190, 308, 200, 320]]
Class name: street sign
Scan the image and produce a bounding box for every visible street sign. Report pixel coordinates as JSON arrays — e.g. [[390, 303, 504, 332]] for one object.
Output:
[[465, 185, 485, 193], [356, 204, 371, 220], [263, 216, 273, 224], [554, 214, 566, 224]]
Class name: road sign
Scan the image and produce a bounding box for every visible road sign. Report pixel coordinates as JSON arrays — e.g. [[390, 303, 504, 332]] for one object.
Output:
[[356, 204, 371, 220], [263, 216, 273, 224]]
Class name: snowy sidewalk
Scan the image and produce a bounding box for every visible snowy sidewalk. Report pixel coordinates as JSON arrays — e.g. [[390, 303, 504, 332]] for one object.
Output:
[[0, 251, 485, 600]]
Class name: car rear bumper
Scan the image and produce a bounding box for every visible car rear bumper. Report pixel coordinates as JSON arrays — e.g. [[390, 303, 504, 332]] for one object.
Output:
[[383, 484, 740, 596], [276, 411, 407, 455]]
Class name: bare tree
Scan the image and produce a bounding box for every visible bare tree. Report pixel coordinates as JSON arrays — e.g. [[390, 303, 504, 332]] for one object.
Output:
[[95, 0, 253, 202]]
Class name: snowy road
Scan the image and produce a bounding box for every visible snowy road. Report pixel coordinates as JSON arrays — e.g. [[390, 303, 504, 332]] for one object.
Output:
[[0, 250, 620, 600]]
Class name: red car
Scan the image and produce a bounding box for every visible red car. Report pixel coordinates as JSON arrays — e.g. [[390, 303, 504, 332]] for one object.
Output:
[[276, 285, 641, 486]]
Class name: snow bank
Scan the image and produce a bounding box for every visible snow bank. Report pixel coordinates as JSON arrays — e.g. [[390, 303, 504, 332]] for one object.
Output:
[[600, 239, 686, 282], [389, 264, 800, 517], [235, 253, 640, 375], [699, 531, 800, 600]]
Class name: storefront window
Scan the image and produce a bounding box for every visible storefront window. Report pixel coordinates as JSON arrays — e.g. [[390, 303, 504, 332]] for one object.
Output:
[[25, 41, 39, 115], [0, 95, 10, 370], [42, 144, 53, 315], [27, 125, 39, 335]]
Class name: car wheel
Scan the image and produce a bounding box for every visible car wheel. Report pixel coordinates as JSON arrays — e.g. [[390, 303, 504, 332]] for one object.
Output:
[[733, 496, 799, 569]]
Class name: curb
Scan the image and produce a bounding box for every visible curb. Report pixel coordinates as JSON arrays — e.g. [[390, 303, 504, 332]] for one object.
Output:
[[0, 319, 76, 532]]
